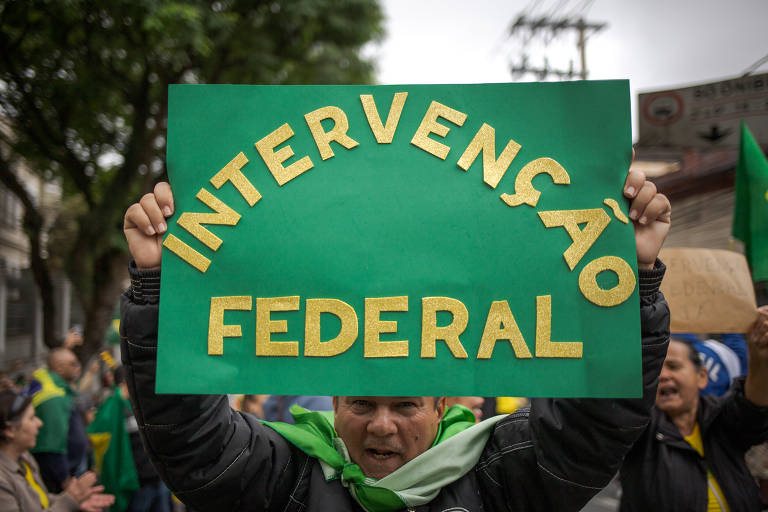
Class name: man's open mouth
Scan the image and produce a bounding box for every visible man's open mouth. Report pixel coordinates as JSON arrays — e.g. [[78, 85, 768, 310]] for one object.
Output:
[[366, 448, 397, 460]]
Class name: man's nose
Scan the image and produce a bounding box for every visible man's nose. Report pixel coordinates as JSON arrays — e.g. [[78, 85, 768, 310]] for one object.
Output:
[[367, 408, 398, 437]]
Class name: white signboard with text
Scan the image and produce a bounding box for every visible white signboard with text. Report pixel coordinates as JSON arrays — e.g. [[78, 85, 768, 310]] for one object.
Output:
[[638, 73, 768, 149]]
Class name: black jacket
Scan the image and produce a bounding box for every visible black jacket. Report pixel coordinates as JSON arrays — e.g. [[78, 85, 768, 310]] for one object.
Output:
[[120, 264, 669, 511], [619, 378, 768, 512]]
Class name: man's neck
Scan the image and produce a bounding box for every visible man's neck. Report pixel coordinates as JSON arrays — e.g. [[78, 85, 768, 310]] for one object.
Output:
[[52, 371, 73, 387]]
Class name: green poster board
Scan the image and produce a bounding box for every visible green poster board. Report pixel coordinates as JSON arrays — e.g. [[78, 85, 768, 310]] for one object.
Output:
[[158, 82, 638, 397]]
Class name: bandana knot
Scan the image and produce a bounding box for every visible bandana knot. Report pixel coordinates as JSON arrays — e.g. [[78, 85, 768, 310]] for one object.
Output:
[[342, 462, 366, 485]]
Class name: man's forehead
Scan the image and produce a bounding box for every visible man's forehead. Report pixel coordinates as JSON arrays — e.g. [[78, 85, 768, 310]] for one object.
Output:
[[339, 396, 430, 403]]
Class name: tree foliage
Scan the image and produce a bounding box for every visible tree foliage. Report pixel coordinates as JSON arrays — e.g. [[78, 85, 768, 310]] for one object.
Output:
[[0, 0, 384, 359]]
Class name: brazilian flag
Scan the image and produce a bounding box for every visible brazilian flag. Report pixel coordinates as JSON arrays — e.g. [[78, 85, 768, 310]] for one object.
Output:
[[106, 305, 121, 345], [732, 121, 768, 282], [87, 387, 139, 511]]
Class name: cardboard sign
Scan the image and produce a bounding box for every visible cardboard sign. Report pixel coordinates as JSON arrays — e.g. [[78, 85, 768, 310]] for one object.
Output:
[[660, 247, 758, 333], [158, 82, 639, 397]]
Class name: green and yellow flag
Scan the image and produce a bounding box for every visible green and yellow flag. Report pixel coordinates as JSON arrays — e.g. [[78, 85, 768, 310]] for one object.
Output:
[[732, 122, 768, 282], [87, 388, 138, 512]]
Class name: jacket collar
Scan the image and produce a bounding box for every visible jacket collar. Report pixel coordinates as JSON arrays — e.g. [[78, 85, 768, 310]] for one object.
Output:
[[653, 396, 718, 448], [0, 450, 34, 476]]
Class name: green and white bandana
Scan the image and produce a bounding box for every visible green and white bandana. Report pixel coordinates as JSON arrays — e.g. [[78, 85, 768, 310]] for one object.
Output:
[[262, 405, 504, 512]]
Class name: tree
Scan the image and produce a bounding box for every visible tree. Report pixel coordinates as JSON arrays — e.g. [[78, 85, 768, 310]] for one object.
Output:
[[0, 0, 384, 360]]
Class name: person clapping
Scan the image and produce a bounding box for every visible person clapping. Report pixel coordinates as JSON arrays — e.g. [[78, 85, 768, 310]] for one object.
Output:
[[0, 390, 114, 512]]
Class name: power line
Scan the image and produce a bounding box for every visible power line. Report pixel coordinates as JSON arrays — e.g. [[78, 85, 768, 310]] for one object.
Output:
[[508, 11, 606, 81], [564, 0, 595, 19], [742, 53, 768, 77]]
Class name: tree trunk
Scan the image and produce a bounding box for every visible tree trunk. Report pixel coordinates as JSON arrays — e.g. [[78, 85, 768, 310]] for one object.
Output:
[[77, 249, 129, 364], [24, 210, 57, 348]]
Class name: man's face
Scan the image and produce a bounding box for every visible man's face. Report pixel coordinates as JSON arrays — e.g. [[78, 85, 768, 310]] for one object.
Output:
[[333, 396, 445, 479], [655, 340, 707, 417], [56, 350, 82, 382]]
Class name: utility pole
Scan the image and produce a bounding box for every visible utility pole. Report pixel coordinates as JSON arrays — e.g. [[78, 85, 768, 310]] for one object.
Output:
[[509, 15, 606, 81]]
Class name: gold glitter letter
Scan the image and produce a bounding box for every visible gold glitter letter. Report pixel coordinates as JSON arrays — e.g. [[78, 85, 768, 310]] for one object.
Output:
[[360, 92, 408, 144], [209, 152, 262, 207], [364, 296, 409, 358], [476, 300, 532, 359], [162, 234, 211, 273], [535, 295, 582, 358], [537, 208, 610, 270], [208, 296, 252, 356], [500, 157, 570, 207], [456, 123, 522, 189], [256, 296, 300, 357], [603, 198, 629, 224], [305, 299, 358, 357], [420, 297, 469, 359], [410, 101, 467, 160], [304, 106, 360, 161], [578, 256, 636, 307], [177, 189, 241, 251], [255, 123, 314, 186]]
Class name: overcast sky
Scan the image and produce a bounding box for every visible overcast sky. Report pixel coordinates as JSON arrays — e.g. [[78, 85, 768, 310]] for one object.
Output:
[[370, 0, 768, 139]]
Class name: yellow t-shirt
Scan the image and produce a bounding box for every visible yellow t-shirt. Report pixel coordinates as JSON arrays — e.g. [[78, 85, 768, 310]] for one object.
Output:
[[683, 423, 731, 512]]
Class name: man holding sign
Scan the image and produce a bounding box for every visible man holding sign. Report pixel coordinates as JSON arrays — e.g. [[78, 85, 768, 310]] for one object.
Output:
[[120, 82, 671, 511], [121, 170, 669, 512]]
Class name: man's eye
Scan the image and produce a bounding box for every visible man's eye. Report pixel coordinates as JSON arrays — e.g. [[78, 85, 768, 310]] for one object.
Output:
[[353, 400, 372, 408], [397, 402, 417, 408]]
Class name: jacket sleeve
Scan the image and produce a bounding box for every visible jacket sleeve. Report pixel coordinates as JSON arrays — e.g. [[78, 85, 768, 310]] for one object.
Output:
[[48, 493, 79, 512], [477, 262, 669, 511], [0, 478, 21, 512], [711, 377, 768, 452], [529, 261, 669, 508], [120, 265, 308, 512]]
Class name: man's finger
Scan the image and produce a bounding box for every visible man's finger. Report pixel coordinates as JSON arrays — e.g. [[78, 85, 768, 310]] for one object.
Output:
[[124, 202, 156, 236], [154, 181, 174, 217], [629, 181, 657, 222], [139, 193, 167, 234], [636, 193, 671, 226], [624, 169, 645, 199]]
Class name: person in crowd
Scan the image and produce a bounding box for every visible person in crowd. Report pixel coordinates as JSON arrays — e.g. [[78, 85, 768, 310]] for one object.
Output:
[[113, 367, 172, 512], [0, 389, 114, 511], [495, 396, 529, 414], [118, 166, 671, 511], [619, 317, 768, 511], [746, 441, 768, 507], [262, 395, 333, 423], [674, 332, 748, 397], [445, 397, 485, 422], [27, 349, 89, 493], [239, 395, 270, 418], [0, 373, 13, 392], [61, 327, 83, 351]]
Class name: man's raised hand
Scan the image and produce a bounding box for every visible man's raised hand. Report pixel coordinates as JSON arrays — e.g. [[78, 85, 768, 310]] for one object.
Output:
[[123, 182, 174, 269], [623, 168, 671, 270]]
